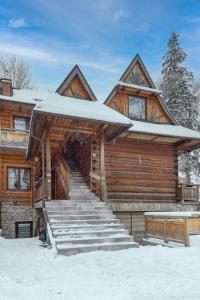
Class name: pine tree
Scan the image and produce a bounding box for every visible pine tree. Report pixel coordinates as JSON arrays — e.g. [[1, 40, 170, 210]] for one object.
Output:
[[160, 32, 198, 129], [159, 32, 200, 181]]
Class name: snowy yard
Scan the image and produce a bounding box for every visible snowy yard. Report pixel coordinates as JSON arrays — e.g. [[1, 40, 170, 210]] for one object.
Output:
[[1, 237, 200, 300]]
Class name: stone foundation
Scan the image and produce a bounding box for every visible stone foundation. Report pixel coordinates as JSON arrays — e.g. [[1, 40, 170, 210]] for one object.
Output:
[[1, 202, 43, 238]]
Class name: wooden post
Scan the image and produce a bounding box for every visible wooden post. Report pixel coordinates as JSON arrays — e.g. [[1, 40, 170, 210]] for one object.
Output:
[[41, 138, 46, 205], [46, 133, 52, 201], [32, 161, 36, 207], [164, 218, 168, 243], [99, 127, 107, 201], [184, 218, 190, 247]]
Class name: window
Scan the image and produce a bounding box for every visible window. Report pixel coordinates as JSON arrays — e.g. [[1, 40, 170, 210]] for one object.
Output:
[[8, 167, 31, 190], [128, 96, 146, 120], [13, 116, 30, 131], [15, 221, 33, 238]]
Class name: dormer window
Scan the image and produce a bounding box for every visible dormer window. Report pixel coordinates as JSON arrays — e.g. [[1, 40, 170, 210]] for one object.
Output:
[[128, 96, 146, 120]]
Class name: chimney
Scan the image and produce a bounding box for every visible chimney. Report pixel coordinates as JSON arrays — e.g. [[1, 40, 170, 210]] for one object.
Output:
[[0, 78, 12, 96]]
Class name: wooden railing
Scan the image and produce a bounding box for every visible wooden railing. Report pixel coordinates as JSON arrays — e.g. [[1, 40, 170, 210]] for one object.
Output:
[[0, 128, 29, 148], [35, 178, 43, 205], [57, 156, 71, 199], [145, 212, 200, 247], [177, 183, 199, 203], [90, 172, 101, 197]]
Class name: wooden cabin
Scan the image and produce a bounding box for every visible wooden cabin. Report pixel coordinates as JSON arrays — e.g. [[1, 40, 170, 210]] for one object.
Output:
[[1, 55, 200, 240]]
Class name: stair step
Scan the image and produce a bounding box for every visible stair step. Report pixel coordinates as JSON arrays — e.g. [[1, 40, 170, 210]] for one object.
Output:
[[57, 241, 139, 255], [47, 210, 111, 215], [55, 235, 133, 245], [51, 223, 123, 231], [49, 214, 115, 221], [53, 229, 129, 238], [47, 205, 110, 211], [50, 219, 120, 225]]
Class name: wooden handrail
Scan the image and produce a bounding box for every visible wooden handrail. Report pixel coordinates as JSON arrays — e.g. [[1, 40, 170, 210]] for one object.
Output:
[[60, 156, 71, 175], [35, 178, 43, 202], [177, 183, 199, 203]]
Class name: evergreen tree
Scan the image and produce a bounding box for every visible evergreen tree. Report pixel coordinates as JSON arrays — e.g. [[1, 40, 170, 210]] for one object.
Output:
[[160, 32, 198, 129], [159, 32, 200, 181]]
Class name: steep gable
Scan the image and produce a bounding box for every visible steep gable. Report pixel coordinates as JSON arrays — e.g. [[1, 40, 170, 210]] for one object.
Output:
[[120, 54, 156, 88], [104, 54, 177, 125], [56, 65, 97, 101]]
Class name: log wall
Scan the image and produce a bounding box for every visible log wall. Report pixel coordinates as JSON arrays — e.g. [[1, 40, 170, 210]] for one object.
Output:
[[107, 89, 173, 124], [0, 152, 32, 206], [92, 138, 178, 202]]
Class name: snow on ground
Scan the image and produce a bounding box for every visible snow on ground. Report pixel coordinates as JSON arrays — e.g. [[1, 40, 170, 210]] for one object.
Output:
[[1, 237, 200, 300]]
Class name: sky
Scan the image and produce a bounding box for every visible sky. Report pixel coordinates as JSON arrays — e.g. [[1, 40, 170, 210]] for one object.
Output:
[[0, 0, 200, 100]]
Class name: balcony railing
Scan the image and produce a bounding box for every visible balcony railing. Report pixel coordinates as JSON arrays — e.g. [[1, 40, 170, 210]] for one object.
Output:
[[0, 128, 29, 149], [177, 183, 199, 203]]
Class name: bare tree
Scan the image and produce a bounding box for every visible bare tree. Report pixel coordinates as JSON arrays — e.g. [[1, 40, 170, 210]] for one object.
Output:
[[0, 54, 35, 89]]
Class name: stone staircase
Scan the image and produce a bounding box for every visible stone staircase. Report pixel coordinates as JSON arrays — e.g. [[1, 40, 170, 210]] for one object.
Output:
[[45, 158, 138, 255]]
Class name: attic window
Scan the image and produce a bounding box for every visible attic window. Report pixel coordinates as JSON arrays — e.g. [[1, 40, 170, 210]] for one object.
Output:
[[128, 96, 146, 120]]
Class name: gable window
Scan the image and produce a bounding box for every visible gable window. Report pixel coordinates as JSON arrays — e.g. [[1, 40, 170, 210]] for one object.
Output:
[[13, 116, 30, 131], [128, 96, 146, 120], [8, 167, 31, 190]]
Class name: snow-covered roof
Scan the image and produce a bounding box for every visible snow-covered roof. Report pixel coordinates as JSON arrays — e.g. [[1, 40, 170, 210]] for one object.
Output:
[[0, 88, 49, 105], [144, 211, 200, 217], [33, 94, 132, 125], [117, 81, 161, 94], [129, 120, 200, 140], [0, 88, 132, 126]]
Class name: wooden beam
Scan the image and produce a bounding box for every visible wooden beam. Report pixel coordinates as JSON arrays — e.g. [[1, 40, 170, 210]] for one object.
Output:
[[107, 126, 128, 142], [45, 131, 52, 201], [51, 126, 96, 135], [99, 127, 107, 201]]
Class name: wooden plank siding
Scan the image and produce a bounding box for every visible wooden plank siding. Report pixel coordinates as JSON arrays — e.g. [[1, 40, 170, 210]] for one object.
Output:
[[92, 138, 178, 202], [108, 89, 173, 124], [0, 152, 32, 206], [61, 75, 92, 100]]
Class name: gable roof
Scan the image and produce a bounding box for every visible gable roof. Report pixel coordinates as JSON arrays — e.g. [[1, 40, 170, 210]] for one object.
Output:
[[119, 54, 156, 89], [56, 64, 97, 101]]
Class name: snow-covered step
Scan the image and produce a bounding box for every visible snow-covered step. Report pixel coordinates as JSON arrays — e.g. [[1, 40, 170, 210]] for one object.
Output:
[[47, 210, 112, 216], [57, 241, 138, 256], [55, 235, 134, 245], [53, 229, 129, 238], [44, 157, 138, 255], [49, 214, 116, 221], [51, 223, 124, 231], [49, 219, 120, 225], [47, 205, 110, 211]]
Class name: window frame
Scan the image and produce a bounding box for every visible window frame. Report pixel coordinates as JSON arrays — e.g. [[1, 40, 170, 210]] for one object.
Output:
[[7, 167, 31, 191], [13, 116, 30, 131], [128, 95, 147, 121]]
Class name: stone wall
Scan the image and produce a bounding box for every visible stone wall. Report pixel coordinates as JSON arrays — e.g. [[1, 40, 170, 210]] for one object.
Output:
[[0, 202, 43, 238]]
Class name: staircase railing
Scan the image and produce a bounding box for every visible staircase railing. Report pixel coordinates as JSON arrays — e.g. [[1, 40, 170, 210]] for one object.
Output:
[[90, 172, 101, 197], [35, 177, 43, 203], [56, 156, 71, 199]]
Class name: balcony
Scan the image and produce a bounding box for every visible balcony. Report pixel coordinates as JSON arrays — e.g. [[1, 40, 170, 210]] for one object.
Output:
[[0, 128, 29, 149]]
